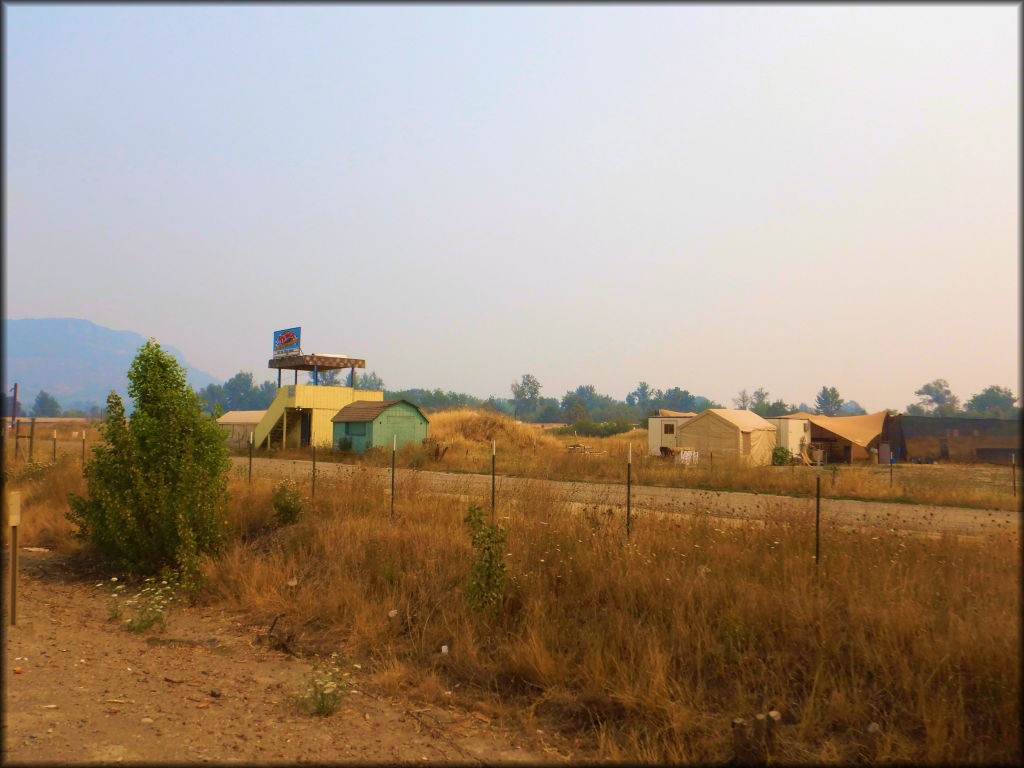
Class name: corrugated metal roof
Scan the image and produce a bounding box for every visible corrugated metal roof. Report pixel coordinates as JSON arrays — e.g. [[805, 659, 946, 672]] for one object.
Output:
[[217, 410, 266, 425], [331, 399, 429, 423]]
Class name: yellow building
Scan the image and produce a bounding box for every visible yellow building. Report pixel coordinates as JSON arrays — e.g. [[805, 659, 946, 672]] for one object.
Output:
[[254, 353, 382, 449]]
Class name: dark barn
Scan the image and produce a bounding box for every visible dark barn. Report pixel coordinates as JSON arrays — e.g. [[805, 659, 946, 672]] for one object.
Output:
[[887, 415, 1020, 464]]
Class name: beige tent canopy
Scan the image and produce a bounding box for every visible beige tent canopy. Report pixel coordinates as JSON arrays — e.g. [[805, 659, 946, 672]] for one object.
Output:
[[676, 408, 776, 466], [780, 411, 888, 448], [656, 409, 698, 418]]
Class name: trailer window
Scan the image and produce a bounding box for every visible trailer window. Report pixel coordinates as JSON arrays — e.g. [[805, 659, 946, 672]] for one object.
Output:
[[663, 423, 675, 435]]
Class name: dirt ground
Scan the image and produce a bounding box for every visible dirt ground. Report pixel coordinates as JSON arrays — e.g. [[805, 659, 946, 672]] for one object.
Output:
[[2, 549, 581, 765]]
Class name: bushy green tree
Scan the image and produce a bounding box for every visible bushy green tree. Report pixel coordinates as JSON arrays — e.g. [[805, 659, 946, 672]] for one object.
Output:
[[31, 390, 62, 417], [510, 373, 542, 416], [814, 386, 845, 416], [910, 379, 960, 417], [356, 370, 385, 390], [68, 340, 230, 575], [964, 385, 1018, 419]]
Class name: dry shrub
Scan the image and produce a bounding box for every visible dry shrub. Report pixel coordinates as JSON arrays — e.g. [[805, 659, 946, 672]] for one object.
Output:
[[3, 455, 85, 553], [429, 409, 561, 451]]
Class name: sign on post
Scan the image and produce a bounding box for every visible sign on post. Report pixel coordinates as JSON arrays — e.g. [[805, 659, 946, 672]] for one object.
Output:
[[272, 327, 302, 358], [8, 490, 21, 526], [9, 491, 21, 625]]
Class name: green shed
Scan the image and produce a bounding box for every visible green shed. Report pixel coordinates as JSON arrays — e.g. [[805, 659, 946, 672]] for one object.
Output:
[[330, 399, 429, 453]]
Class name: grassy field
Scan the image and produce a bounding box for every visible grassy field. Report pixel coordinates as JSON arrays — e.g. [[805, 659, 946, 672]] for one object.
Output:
[[3, 409, 1020, 763], [245, 409, 1020, 511]]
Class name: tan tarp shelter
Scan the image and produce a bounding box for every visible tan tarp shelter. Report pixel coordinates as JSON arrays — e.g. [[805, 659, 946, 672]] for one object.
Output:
[[780, 411, 889, 462], [656, 409, 698, 418], [676, 409, 776, 466]]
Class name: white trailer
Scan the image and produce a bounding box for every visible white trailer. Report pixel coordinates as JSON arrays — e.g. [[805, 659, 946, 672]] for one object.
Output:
[[765, 417, 810, 456], [648, 413, 696, 455]]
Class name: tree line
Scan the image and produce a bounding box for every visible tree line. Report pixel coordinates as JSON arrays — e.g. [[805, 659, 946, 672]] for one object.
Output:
[[4, 373, 1018, 426]]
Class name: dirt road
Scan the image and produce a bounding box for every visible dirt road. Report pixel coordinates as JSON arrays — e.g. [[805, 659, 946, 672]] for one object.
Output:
[[2, 550, 576, 764], [235, 457, 1020, 539]]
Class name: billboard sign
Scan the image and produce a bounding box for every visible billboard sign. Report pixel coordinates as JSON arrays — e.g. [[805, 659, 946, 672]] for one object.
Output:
[[273, 327, 302, 358]]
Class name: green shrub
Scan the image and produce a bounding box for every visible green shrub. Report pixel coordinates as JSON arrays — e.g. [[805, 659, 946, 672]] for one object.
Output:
[[298, 653, 352, 716], [772, 446, 795, 465], [272, 479, 305, 526], [67, 340, 230, 576], [464, 504, 507, 614]]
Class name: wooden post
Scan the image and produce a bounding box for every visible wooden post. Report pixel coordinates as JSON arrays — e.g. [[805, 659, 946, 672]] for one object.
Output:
[[626, 442, 632, 539], [248, 432, 253, 485], [53, 429, 57, 462], [81, 430, 87, 464], [28, 418, 35, 462], [815, 475, 821, 567], [9, 491, 21, 626], [311, 442, 316, 498], [12, 420, 19, 461], [491, 440, 496, 524], [391, 434, 396, 520]]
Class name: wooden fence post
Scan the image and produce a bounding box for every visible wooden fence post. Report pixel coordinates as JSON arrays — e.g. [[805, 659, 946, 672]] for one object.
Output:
[[9, 491, 21, 626]]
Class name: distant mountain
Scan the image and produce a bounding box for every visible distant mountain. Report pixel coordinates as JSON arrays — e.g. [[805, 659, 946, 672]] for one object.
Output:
[[3, 318, 218, 411]]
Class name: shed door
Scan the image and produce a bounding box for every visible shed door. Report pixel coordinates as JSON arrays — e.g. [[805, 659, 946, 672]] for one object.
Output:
[[741, 431, 751, 456]]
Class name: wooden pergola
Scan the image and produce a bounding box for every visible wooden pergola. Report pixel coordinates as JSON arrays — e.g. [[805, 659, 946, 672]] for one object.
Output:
[[267, 354, 366, 387]]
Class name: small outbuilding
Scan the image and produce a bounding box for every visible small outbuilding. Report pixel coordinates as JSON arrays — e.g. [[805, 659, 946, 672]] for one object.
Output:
[[675, 408, 777, 466], [217, 410, 267, 449], [331, 399, 429, 453]]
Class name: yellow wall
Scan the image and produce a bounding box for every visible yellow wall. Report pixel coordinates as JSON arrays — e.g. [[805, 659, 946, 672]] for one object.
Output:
[[257, 385, 384, 449]]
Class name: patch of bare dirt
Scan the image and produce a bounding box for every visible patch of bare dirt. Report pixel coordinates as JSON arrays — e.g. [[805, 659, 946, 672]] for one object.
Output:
[[3, 550, 580, 764]]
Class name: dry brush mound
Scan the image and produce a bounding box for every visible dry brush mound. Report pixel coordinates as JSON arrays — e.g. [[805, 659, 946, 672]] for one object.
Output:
[[428, 409, 561, 451]]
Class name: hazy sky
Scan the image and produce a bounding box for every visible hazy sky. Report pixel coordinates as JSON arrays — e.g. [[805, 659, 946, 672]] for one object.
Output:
[[5, 4, 1019, 412]]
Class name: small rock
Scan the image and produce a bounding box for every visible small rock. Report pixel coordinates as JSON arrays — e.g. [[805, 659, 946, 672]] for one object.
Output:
[[210, 689, 222, 698], [141, 717, 154, 724]]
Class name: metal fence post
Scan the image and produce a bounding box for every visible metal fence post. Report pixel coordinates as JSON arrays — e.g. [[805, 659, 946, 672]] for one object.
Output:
[[626, 443, 632, 539], [815, 475, 821, 567]]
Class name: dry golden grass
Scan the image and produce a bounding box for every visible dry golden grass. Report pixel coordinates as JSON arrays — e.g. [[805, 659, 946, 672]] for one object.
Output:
[[6, 427, 1020, 764], [324, 411, 1018, 511], [2, 455, 86, 553], [197, 469, 1019, 764], [236, 410, 1019, 511]]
